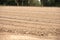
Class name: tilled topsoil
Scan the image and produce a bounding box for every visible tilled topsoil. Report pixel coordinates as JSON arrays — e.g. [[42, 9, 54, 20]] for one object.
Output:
[[0, 6, 60, 40]]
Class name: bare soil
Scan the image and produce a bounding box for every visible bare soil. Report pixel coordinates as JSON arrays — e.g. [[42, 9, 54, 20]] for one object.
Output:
[[0, 6, 60, 40]]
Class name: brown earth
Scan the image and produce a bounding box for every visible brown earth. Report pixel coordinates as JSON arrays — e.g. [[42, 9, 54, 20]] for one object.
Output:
[[0, 6, 60, 40]]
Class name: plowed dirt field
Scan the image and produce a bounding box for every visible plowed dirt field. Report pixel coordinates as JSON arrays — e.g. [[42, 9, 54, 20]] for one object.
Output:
[[0, 6, 60, 40]]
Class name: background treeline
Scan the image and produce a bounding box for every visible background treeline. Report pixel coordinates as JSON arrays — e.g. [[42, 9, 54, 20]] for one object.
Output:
[[0, 0, 60, 7]]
